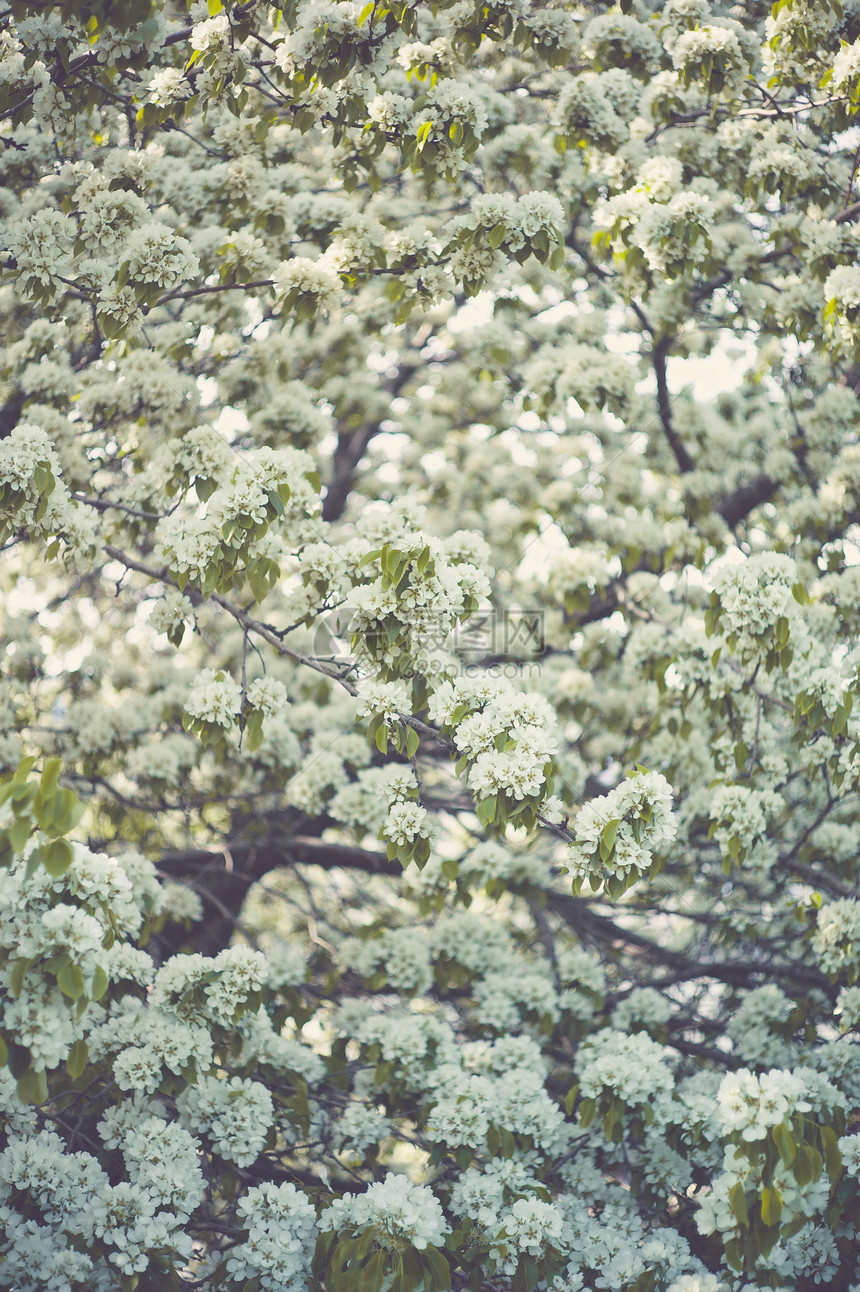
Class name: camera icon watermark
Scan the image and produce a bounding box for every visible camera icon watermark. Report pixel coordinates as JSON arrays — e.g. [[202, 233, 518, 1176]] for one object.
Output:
[[312, 606, 545, 678], [451, 608, 545, 664]]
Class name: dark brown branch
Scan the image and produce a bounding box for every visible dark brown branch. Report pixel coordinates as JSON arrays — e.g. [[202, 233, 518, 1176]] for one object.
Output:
[[322, 425, 379, 522], [652, 336, 695, 473], [835, 199, 860, 225], [716, 472, 780, 528], [159, 836, 402, 882], [546, 889, 833, 993], [785, 861, 860, 901], [152, 279, 275, 310]]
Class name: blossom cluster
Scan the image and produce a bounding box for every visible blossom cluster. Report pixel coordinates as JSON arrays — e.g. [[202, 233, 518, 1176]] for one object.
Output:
[[716, 1068, 811, 1141], [566, 769, 677, 895], [426, 1052, 567, 1154], [429, 676, 562, 827], [576, 1028, 676, 1112], [320, 1173, 449, 1252], [0, 423, 59, 542], [345, 533, 491, 681], [710, 553, 798, 644], [812, 899, 860, 978], [708, 783, 782, 869], [489, 1197, 565, 1276], [156, 447, 320, 600], [227, 1183, 318, 1292], [341, 926, 433, 996], [178, 1074, 274, 1167], [594, 163, 716, 282]]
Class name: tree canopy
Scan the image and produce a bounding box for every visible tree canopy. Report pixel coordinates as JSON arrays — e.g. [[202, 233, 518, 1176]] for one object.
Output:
[[2, 0, 860, 1288]]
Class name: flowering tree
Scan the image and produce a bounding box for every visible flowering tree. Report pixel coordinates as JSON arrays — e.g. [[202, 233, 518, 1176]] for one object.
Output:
[[3, 0, 860, 1288]]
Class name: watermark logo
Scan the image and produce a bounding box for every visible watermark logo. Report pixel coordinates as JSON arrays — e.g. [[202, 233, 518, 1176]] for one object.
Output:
[[452, 609, 545, 664], [312, 606, 544, 677]]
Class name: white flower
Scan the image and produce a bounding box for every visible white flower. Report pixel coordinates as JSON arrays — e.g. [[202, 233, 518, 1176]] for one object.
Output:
[[568, 770, 677, 883], [491, 1197, 564, 1274], [356, 680, 409, 722], [333, 1103, 392, 1154], [383, 801, 436, 847], [838, 1132, 860, 1177], [835, 985, 860, 1028], [185, 668, 242, 726], [148, 67, 186, 105], [517, 191, 564, 237], [5, 209, 73, 286], [190, 14, 229, 52], [123, 1117, 204, 1214], [177, 1075, 274, 1167], [812, 898, 860, 974], [155, 512, 222, 581], [275, 256, 341, 311], [0, 423, 59, 531], [717, 1068, 811, 1141], [831, 39, 860, 90], [227, 1183, 318, 1292], [667, 1277, 727, 1292], [246, 677, 289, 717], [671, 25, 748, 89], [122, 222, 198, 291], [825, 264, 860, 309], [576, 1029, 675, 1109], [149, 589, 195, 637], [320, 1173, 448, 1251]]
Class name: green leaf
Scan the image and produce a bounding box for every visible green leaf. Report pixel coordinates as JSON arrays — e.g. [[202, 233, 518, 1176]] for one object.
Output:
[[66, 1038, 88, 1080], [40, 758, 62, 797], [423, 1245, 451, 1292], [9, 958, 32, 998], [772, 1122, 796, 1166], [57, 962, 85, 1000], [16, 1066, 48, 1105], [760, 1185, 782, 1226], [362, 1251, 387, 1290], [729, 1180, 749, 1227], [7, 816, 30, 854], [247, 563, 271, 604], [476, 795, 497, 826], [405, 725, 420, 758], [578, 1097, 596, 1127], [42, 837, 73, 877], [11, 756, 38, 783], [601, 818, 620, 855], [90, 964, 109, 1001], [724, 1236, 744, 1272], [792, 1144, 814, 1185], [245, 709, 264, 753], [820, 1124, 842, 1182]]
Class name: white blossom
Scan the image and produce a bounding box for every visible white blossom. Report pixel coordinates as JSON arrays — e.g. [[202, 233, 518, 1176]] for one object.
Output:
[[320, 1173, 448, 1251]]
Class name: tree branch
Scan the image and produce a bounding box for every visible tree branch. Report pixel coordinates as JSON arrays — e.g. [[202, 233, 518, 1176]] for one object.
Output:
[[160, 836, 402, 880], [652, 336, 695, 473], [716, 472, 780, 528], [546, 889, 833, 993]]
